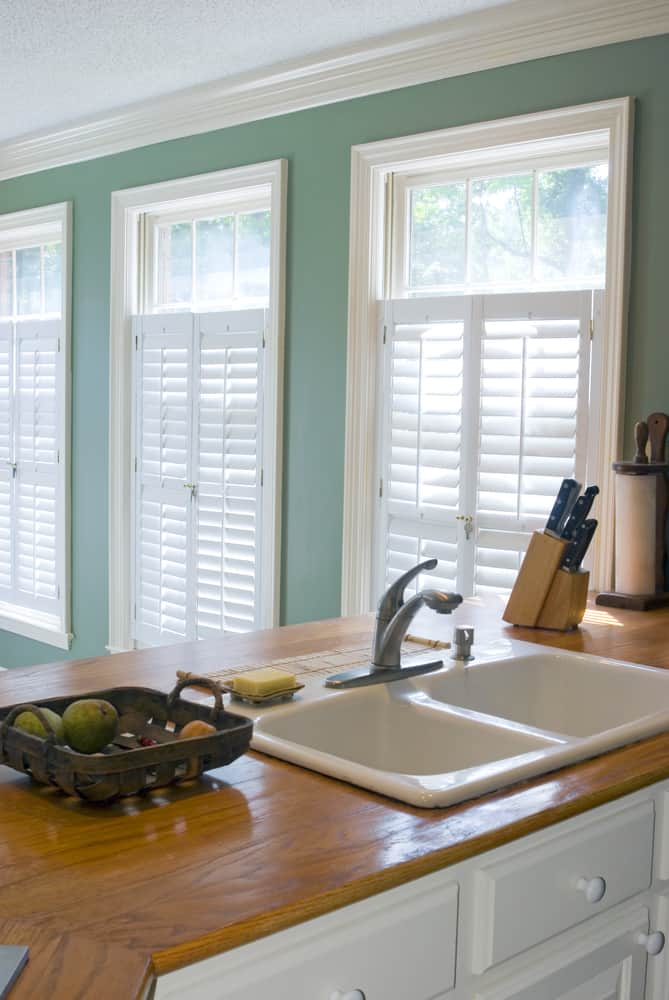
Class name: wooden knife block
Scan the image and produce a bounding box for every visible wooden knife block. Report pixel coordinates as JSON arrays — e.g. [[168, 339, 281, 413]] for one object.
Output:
[[503, 531, 589, 631]]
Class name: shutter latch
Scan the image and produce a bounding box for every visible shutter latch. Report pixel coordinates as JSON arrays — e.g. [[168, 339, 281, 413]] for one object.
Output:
[[184, 482, 198, 499], [456, 514, 474, 540], [6, 461, 16, 479]]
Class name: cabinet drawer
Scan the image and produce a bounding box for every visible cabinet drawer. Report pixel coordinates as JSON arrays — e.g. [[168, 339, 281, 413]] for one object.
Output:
[[157, 873, 458, 1000], [471, 800, 654, 973], [473, 905, 650, 999]]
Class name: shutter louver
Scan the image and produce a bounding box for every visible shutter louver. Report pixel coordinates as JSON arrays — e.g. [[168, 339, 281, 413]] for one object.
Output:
[[474, 293, 590, 593], [134, 314, 192, 644], [133, 309, 264, 645], [15, 320, 60, 608], [386, 518, 459, 594], [375, 292, 591, 601], [380, 299, 466, 594], [195, 312, 263, 637]]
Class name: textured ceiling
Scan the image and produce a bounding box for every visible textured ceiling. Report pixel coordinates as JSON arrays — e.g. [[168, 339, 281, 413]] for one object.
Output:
[[1, 0, 515, 143]]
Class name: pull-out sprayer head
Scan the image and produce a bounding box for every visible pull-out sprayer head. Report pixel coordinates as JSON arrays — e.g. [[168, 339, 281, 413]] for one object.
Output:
[[421, 589, 463, 614]]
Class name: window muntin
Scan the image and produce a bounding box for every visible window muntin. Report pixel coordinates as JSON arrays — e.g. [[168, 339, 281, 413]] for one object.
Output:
[[400, 161, 608, 296]]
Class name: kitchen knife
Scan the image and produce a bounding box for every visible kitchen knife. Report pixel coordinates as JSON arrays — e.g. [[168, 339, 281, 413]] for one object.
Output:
[[561, 518, 597, 572], [545, 478, 581, 537], [560, 485, 600, 540]]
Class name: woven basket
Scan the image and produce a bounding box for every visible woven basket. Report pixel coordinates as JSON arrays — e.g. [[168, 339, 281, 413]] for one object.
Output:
[[0, 676, 252, 803]]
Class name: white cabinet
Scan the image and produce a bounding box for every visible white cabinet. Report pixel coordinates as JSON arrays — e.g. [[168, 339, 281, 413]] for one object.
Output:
[[157, 780, 669, 1000], [157, 870, 458, 1000], [473, 906, 649, 999]]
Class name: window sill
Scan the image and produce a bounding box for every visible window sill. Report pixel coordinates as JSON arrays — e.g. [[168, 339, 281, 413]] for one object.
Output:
[[0, 605, 72, 650]]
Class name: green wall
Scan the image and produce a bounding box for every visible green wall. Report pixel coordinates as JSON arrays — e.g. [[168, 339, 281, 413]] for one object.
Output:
[[0, 34, 667, 668]]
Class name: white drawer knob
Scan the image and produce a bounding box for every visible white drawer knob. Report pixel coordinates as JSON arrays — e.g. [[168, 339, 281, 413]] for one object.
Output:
[[576, 876, 606, 903], [329, 992, 366, 1000], [637, 931, 666, 955]]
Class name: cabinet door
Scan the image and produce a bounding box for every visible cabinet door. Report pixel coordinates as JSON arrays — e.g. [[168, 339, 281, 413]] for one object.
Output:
[[474, 907, 648, 1000], [645, 891, 669, 1000], [156, 874, 458, 1000]]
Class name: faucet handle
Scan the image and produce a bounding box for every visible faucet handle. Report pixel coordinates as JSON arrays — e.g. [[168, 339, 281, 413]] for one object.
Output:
[[378, 558, 437, 618]]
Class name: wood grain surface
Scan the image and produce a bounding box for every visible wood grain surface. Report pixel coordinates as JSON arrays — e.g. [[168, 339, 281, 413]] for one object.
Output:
[[1, 598, 669, 998]]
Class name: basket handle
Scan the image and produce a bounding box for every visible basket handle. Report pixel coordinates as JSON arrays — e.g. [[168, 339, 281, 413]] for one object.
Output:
[[166, 675, 224, 721], [0, 704, 64, 745]]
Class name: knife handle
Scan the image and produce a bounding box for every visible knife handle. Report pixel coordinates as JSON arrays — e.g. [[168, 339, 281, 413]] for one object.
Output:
[[647, 412, 669, 463], [562, 518, 597, 571], [634, 421, 649, 464], [561, 486, 599, 541], [546, 478, 581, 536]]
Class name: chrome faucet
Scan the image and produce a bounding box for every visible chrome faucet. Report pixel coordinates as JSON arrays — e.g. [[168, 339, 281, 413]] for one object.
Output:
[[326, 558, 462, 688]]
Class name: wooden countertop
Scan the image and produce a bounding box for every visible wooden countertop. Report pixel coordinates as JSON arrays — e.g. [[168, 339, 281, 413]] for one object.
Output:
[[2, 598, 669, 998]]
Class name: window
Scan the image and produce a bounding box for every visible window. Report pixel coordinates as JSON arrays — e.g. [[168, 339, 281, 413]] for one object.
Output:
[[0, 203, 71, 648], [342, 100, 633, 613], [110, 162, 286, 651], [148, 201, 271, 311], [397, 160, 608, 295]]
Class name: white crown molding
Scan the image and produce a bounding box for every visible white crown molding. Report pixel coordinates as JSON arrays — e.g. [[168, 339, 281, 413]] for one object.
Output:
[[0, 0, 666, 182]]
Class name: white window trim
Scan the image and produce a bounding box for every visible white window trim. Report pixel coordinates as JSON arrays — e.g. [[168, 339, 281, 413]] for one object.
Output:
[[0, 201, 72, 650], [109, 161, 287, 653], [341, 98, 634, 614]]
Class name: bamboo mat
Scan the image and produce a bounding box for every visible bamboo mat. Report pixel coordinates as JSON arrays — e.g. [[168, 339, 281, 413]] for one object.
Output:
[[178, 634, 449, 687]]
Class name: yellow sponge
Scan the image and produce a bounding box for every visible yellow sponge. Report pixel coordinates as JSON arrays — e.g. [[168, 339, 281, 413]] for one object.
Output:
[[232, 667, 296, 697]]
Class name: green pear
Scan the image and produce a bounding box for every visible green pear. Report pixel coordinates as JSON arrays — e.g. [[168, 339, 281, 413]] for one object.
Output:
[[62, 699, 119, 754], [14, 707, 64, 741]]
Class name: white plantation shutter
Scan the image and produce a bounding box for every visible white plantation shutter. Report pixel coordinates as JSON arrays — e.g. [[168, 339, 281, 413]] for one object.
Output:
[[375, 291, 592, 599], [195, 312, 263, 637], [133, 309, 264, 645], [0, 318, 66, 626], [134, 314, 192, 645], [474, 291, 591, 593], [0, 323, 12, 592], [377, 297, 470, 596]]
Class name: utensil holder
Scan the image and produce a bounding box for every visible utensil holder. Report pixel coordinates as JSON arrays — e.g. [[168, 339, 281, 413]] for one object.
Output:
[[502, 531, 589, 631]]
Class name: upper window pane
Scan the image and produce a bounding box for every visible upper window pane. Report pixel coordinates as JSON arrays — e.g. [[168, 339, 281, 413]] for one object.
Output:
[[151, 205, 271, 311], [402, 161, 607, 295], [158, 223, 193, 306], [0, 252, 12, 317], [536, 164, 608, 283], [237, 210, 271, 301], [409, 184, 466, 289], [195, 216, 233, 303], [43, 243, 63, 314], [16, 246, 42, 315], [470, 174, 533, 286]]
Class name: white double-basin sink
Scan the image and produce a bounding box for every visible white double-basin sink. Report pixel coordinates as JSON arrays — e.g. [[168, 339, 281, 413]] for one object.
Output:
[[243, 642, 669, 808]]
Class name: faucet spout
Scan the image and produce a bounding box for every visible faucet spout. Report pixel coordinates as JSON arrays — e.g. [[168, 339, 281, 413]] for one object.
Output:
[[325, 560, 462, 689], [373, 589, 463, 669]]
